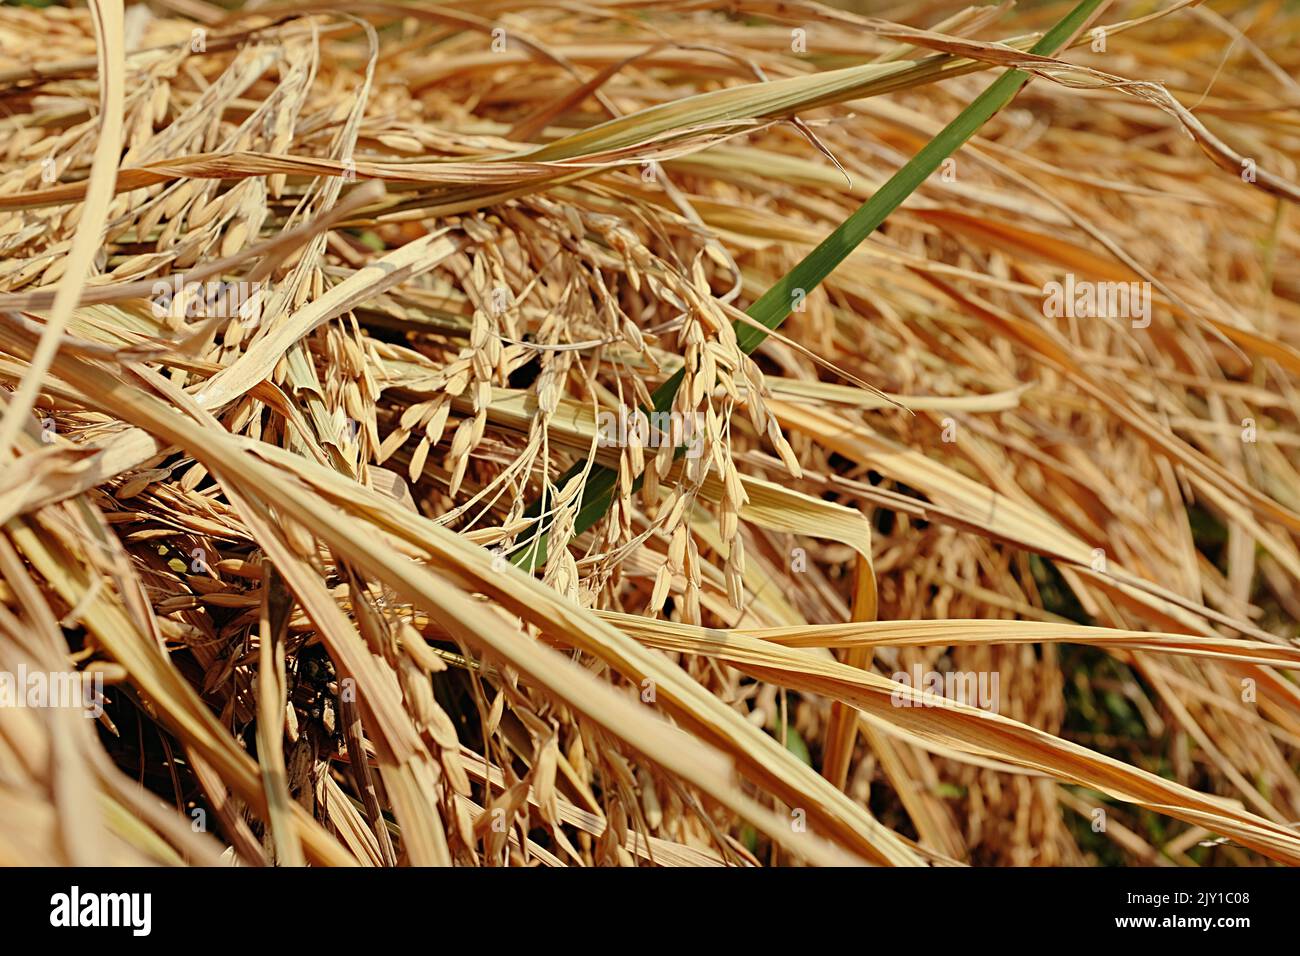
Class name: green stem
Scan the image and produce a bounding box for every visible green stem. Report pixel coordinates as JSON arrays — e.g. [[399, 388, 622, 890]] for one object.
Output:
[[510, 0, 1104, 571]]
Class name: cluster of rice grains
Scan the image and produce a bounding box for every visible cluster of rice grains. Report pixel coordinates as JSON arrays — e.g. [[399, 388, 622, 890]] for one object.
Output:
[[1, 0, 1299, 868]]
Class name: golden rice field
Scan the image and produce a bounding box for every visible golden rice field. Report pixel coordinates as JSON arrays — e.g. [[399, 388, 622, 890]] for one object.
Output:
[[0, 0, 1298, 867]]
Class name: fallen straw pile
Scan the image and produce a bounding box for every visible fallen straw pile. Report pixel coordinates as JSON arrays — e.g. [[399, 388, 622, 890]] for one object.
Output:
[[1, 0, 1298, 867]]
